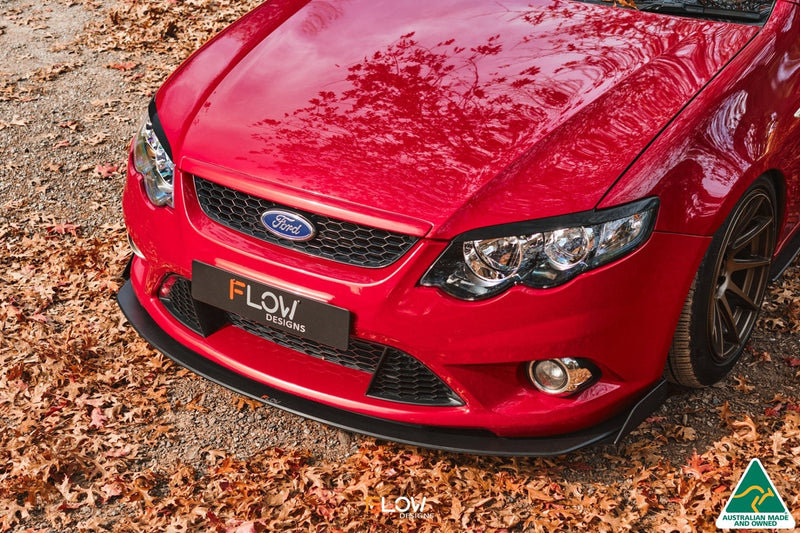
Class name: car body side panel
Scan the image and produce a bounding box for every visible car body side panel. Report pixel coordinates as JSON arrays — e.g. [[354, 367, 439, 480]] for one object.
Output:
[[600, 0, 800, 250]]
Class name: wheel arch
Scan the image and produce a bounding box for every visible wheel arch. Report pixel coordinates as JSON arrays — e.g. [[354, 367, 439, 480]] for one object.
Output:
[[666, 175, 778, 387], [697, 168, 784, 241], [763, 169, 786, 232]]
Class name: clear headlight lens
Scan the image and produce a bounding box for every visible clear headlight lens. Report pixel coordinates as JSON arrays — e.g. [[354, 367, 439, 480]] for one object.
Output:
[[544, 227, 595, 271], [133, 117, 175, 207], [465, 237, 523, 281], [420, 198, 658, 300]]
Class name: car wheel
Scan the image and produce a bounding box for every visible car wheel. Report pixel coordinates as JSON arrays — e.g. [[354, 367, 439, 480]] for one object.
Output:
[[666, 177, 777, 387]]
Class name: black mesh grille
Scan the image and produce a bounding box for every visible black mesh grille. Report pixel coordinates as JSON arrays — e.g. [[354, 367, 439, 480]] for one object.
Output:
[[158, 275, 463, 407], [160, 277, 203, 334], [228, 313, 384, 373], [194, 177, 418, 268], [368, 350, 463, 407]]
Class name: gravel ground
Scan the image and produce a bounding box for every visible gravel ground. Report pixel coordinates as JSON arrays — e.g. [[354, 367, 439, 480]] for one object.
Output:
[[2, 1, 800, 530], [0, 2, 134, 229], [0, 0, 357, 473]]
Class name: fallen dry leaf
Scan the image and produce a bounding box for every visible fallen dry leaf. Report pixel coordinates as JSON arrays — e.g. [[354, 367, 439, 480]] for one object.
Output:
[[107, 61, 138, 71], [94, 163, 118, 178]]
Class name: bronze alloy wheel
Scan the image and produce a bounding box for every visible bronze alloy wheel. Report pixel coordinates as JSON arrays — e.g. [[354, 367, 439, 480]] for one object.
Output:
[[706, 188, 774, 364], [667, 177, 777, 388]]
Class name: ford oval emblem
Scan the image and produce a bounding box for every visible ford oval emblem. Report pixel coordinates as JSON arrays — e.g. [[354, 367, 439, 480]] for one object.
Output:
[[260, 209, 317, 242]]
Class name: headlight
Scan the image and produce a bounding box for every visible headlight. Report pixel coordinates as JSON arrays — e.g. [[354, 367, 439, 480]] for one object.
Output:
[[133, 115, 175, 207], [420, 198, 658, 300]]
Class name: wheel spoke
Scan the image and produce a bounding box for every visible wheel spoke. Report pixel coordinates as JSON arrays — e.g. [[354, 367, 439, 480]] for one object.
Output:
[[726, 280, 759, 311], [717, 295, 740, 344], [730, 216, 772, 254], [729, 255, 770, 273], [737, 196, 764, 230], [712, 302, 726, 356]]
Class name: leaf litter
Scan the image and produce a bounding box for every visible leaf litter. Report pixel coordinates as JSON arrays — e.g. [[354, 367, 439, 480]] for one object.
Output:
[[1, 0, 799, 531]]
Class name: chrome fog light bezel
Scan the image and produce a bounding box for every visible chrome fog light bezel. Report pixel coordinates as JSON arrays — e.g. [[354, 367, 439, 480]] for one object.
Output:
[[527, 358, 598, 396]]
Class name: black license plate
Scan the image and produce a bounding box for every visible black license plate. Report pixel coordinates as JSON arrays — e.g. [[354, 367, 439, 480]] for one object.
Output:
[[191, 261, 351, 350]]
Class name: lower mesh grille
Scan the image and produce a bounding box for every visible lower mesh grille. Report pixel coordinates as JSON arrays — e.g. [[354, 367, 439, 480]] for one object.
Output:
[[367, 350, 463, 407], [228, 313, 384, 373], [160, 277, 203, 334], [159, 275, 463, 407]]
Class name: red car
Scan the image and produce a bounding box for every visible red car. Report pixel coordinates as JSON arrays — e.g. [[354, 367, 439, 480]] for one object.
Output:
[[118, 0, 800, 454]]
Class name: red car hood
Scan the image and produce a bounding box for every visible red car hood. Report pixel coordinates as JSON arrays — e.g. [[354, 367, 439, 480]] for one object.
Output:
[[171, 0, 757, 239]]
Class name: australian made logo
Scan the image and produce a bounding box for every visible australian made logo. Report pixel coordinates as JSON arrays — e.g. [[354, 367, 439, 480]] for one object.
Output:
[[716, 458, 795, 529]]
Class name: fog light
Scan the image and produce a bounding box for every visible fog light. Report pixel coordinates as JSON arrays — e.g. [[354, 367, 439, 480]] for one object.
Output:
[[528, 358, 597, 396]]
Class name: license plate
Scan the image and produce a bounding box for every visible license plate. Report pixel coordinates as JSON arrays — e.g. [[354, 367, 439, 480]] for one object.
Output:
[[191, 261, 351, 350]]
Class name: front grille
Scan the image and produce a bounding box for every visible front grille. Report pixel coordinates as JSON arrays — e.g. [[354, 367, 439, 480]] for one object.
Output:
[[228, 313, 384, 373], [194, 177, 418, 268], [159, 275, 463, 407], [160, 277, 202, 334], [367, 349, 463, 407]]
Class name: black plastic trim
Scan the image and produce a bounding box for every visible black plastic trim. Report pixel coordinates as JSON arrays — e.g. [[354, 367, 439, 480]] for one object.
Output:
[[613, 381, 669, 445], [121, 255, 132, 281], [117, 279, 667, 456], [572, 0, 770, 24], [148, 98, 173, 161], [456, 197, 659, 242], [637, 2, 763, 22], [770, 226, 800, 281]]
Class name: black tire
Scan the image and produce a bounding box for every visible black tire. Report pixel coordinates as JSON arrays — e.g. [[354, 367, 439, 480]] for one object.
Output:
[[666, 177, 777, 387]]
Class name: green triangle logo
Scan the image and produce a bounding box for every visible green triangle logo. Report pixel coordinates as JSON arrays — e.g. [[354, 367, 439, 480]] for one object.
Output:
[[716, 458, 795, 529]]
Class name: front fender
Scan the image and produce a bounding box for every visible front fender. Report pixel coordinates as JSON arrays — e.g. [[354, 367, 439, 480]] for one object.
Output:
[[155, 0, 309, 162], [600, 0, 800, 244]]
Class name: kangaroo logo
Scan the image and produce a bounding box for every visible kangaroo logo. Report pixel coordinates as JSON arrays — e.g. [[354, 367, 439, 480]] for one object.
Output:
[[732, 485, 775, 513]]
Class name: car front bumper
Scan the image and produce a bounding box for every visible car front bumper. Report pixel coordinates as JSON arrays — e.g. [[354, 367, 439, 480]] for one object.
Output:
[[118, 278, 669, 455], [121, 160, 712, 452]]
